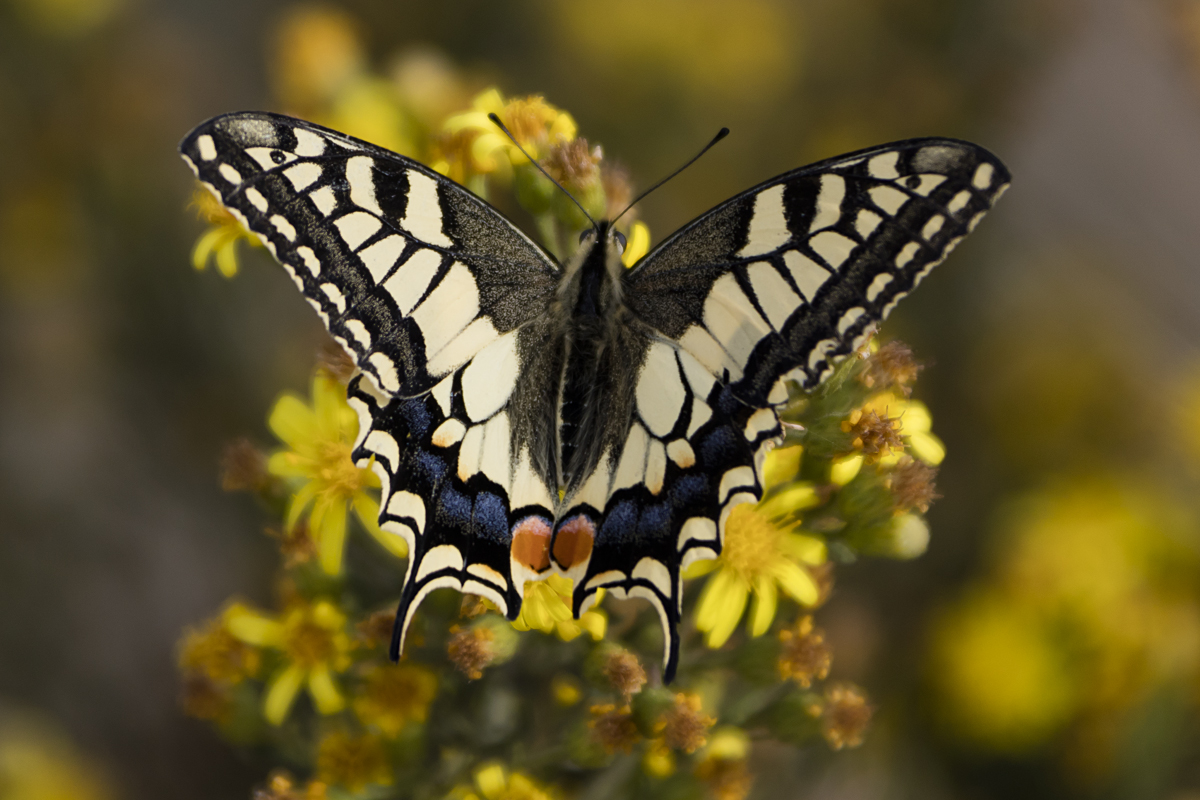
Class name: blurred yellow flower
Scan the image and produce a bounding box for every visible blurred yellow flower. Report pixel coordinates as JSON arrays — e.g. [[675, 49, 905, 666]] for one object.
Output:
[[692, 505, 826, 647], [315, 730, 391, 793], [513, 574, 607, 642], [929, 588, 1076, 753], [449, 762, 559, 800], [436, 89, 576, 181], [0, 713, 115, 800], [268, 372, 404, 574], [271, 6, 364, 113], [353, 662, 438, 738], [178, 607, 263, 685], [225, 599, 354, 725], [695, 727, 753, 800], [190, 186, 261, 278]]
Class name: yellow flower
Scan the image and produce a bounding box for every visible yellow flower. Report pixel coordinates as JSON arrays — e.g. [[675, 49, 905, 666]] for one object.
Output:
[[435, 89, 576, 181], [448, 762, 559, 800], [225, 600, 354, 725], [315, 730, 392, 793], [0, 714, 115, 800], [695, 728, 753, 800], [268, 372, 404, 574], [512, 574, 607, 642], [353, 663, 438, 738], [691, 505, 826, 647], [271, 6, 364, 113], [929, 588, 1076, 753], [190, 186, 261, 278], [178, 608, 263, 685]]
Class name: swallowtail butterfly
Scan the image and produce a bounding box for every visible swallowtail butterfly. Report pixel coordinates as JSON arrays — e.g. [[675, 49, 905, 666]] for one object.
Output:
[[181, 112, 1009, 681]]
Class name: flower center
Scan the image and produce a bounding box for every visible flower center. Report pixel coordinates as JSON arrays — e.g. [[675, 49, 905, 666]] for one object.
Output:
[[721, 505, 783, 580], [316, 440, 367, 495], [283, 618, 337, 667]]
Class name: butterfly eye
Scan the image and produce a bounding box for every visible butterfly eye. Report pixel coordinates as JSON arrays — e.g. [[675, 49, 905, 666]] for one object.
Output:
[[578, 229, 590, 244], [614, 231, 627, 253]]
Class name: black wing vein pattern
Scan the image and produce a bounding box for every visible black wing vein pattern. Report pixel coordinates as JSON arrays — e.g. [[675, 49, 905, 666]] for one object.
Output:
[[182, 113, 1009, 682]]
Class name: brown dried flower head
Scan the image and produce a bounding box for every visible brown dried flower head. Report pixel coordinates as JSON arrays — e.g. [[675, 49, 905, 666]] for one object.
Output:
[[602, 649, 647, 700], [542, 137, 602, 193], [601, 162, 635, 220], [589, 703, 642, 754], [888, 456, 941, 513], [447, 624, 495, 680], [695, 758, 754, 800], [220, 438, 269, 492], [316, 340, 357, 384], [820, 683, 873, 750], [841, 408, 904, 460], [356, 608, 396, 648], [180, 672, 230, 721], [860, 340, 922, 396], [657, 692, 716, 753], [777, 616, 833, 687], [253, 773, 327, 800]]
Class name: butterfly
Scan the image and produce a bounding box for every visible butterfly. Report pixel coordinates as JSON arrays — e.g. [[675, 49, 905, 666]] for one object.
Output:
[[180, 112, 1009, 681]]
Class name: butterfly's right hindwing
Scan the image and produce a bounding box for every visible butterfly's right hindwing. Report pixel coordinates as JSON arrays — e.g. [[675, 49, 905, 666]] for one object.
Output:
[[180, 112, 559, 398]]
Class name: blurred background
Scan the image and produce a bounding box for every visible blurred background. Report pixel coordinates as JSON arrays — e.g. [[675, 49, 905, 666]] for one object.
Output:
[[3, 0, 1200, 797]]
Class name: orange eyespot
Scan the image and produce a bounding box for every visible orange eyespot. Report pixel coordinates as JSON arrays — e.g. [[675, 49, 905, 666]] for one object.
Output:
[[553, 515, 595, 569], [511, 516, 552, 572]]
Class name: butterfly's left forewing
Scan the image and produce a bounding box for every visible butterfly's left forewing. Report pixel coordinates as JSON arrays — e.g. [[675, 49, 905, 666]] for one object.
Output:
[[180, 113, 564, 654], [565, 138, 1009, 680]]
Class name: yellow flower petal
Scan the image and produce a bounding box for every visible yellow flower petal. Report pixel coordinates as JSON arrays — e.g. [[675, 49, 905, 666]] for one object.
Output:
[[554, 620, 582, 642], [770, 561, 819, 607], [282, 480, 319, 531], [215, 238, 240, 278], [474, 763, 507, 799], [831, 454, 863, 485], [191, 227, 227, 271], [577, 610, 607, 640], [758, 484, 821, 519], [308, 664, 345, 714], [682, 555, 720, 579], [268, 395, 317, 449], [224, 607, 284, 646], [748, 575, 777, 637], [621, 221, 651, 267], [354, 493, 408, 558], [264, 663, 306, 725], [780, 533, 826, 565], [907, 431, 946, 465], [703, 576, 749, 648], [313, 494, 348, 574], [695, 567, 735, 630]]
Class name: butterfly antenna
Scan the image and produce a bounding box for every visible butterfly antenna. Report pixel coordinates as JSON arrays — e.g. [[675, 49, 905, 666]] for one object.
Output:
[[488, 113, 598, 232], [612, 127, 730, 224]]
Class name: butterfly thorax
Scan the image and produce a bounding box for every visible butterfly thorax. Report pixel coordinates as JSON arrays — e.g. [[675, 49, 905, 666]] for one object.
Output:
[[555, 222, 633, 490]]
